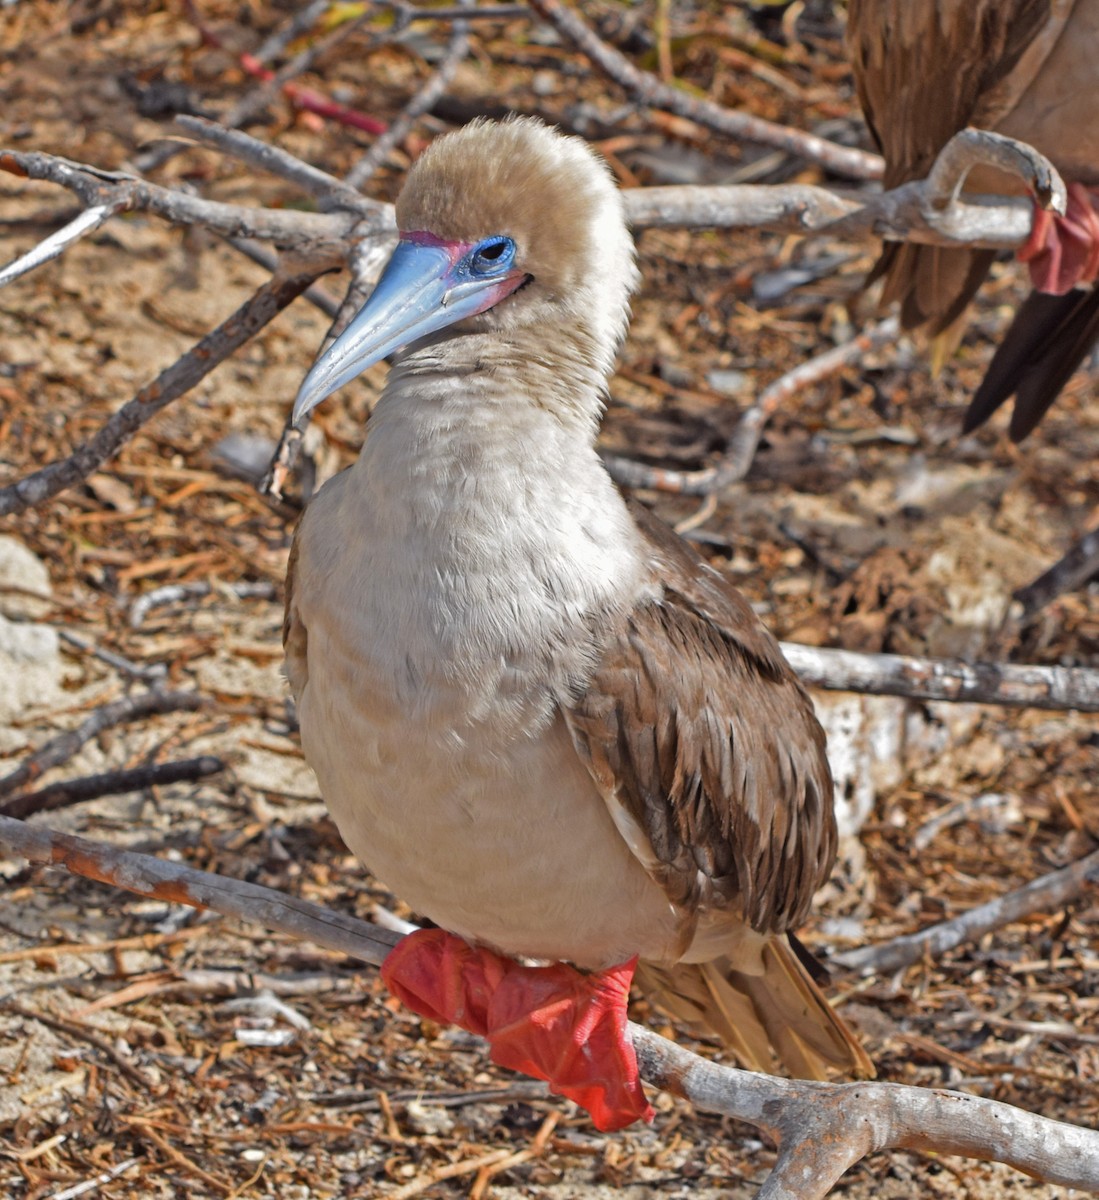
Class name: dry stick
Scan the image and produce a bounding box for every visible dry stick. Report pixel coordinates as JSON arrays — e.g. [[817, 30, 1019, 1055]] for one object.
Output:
[[130, 580, 278, 629], [2, 817, 1097, 1198], [603, 316, 899, 494], [174, 115, 372, 211], [0, 756, 224, 820], [1013, 520, 1099, 619], [0, 138, 1055, 266], [0, 270, 320, 517], [0, 150, 353, 244], [628, 1028, 1099, 1200], [0, 200, 126, 288], [0, 691, 206, 799], [780, 642, 1099, 712], [526, 0, 883, 182], [6, 1002, 155, 1092], [832, 848, 1099, 978], [344, 5, 473, 190]]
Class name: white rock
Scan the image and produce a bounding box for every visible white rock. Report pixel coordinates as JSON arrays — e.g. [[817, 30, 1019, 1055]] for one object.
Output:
[[0, 535, 52, 619]]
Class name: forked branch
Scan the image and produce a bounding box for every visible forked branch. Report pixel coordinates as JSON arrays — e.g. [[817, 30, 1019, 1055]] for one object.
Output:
[[2, 815, 1097, 1199]]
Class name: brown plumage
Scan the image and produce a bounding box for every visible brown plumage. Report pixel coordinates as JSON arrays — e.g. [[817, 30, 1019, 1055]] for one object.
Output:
[[848, 0, 1099, 438], [284, 117, 871, 1083]]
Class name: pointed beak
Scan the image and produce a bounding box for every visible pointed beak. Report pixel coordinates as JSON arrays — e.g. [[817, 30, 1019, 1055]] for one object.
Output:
[[292, 237, 527, 426]]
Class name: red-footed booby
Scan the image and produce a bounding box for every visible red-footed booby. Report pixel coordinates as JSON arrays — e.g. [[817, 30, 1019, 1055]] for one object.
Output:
[[285, 117, 872, 1130], [847, 0, 1099, 441]]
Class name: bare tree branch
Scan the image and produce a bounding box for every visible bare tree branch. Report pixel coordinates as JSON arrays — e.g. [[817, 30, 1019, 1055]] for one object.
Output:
[[780, 642, 1099, 712], [832, 847, 1099, 978], [0, 201, 126, 288], [0, 126, 1064, 301], [344, 4, 473, 190], [1013, 520, 1099, 619], [0, 691, 207, 799], [604, 317, 899, 493], [0, 271, 321, 516], [526, 0, 883, 182], [2, 817, 1097, 1197], [0, 756, 224, 820], [174, 115, 370, 211]]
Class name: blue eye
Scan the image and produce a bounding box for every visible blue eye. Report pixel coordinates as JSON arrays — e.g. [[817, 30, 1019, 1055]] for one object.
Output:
[[469, 236, 516, 274]]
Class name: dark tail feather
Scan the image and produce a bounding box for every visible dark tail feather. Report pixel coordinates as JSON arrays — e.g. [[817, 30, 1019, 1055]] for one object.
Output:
[[964, 289, 1099, 441]]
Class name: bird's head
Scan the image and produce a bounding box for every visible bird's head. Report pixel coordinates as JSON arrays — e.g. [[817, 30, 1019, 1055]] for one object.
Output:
[[293, 116, 639, 426]]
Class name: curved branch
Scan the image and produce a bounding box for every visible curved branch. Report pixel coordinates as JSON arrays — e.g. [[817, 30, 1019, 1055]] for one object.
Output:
[[525, 0, 883, 182], [2, 816, 1097, 1197]]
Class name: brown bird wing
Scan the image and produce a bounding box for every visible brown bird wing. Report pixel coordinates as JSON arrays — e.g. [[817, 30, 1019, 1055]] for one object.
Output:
[[283, 529, 309, 703], [562, 500, 836, 938], [847, 0, 1055, 335], [562, 503, 872, 1079]]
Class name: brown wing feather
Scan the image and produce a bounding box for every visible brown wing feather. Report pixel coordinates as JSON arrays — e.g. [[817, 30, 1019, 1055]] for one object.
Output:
[[563, 500, 835, 937], [847, 0, 1055, 334], [283, 528, 309, 703]]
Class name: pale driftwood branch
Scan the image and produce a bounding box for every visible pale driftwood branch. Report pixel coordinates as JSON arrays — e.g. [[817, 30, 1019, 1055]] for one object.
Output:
[[2, 817, 1097, 1197], [0, 129, 1059, 300], [604, 317, 899, 494], [780, 642, 1099, 712], [344, 5, 473, 190], [0, 815, 402, 964], [630, 1029, 1099, 1200], [0, 691, 207, 799], [0, 149, 369, 246], [0, 270, 320, 516], [0, 201, 125, 288], [925, 127, 1065, 215], [1013, 520, 1099, 619], [832, 848, 1099, 978], [525, 0, 883, 182]]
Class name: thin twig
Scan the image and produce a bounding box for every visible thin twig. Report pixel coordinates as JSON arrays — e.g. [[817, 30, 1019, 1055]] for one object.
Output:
[[129, 580, 278, 629], [344, 3, 472, 190], [174, 115, 370, 211], [1013, 521, 1099, 619], [832, 847, 1099, 978], [0, 691, 206, 799], [0, 756, 224, 820], [780, 642, 1099, 712], [0, 271, 320, 516], [5, 1002, 155, 1091], [43, 1157, 140, 1200], [603, 317, 898, 494], [57, 628, 167, 683], [3, 818, 1097, 1196], [0, 202, 125, 288], [0, 150, 358, 245], [526, 0, 883, 181]]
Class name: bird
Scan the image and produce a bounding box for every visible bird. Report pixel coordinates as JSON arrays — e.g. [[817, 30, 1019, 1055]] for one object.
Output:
[[284, 116, 871, 1128], [847, 0, 1099, 441]]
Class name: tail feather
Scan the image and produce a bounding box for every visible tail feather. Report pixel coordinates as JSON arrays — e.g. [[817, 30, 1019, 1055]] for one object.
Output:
[[636, 938, 874, 1082], [965, 289, 1099, 441], [873, 242, 996, 339]]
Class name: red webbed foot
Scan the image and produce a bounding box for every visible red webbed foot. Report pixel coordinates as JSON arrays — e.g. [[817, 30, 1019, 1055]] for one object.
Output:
[[1019, 182, 1099, 294], [381, 928, 655, 1131]]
